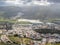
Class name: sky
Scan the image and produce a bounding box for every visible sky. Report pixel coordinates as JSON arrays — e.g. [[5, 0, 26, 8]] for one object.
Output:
[[0, 0, 60, 6], [0, 0, 59, 3], [48, 0, 60, 3]]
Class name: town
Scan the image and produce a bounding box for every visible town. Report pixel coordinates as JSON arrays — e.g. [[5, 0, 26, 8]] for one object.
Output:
[[0, 19, 60, 45], [0, 0, 60, 45]]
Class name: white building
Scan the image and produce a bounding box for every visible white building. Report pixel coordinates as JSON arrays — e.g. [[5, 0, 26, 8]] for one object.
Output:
[[41, 38, 47, 45], [1, 35, 12, 43], [0, 30, 2, 34]]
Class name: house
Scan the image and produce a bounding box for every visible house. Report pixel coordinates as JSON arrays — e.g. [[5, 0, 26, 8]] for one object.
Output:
[[0, 35, 12, 43], [0, 30, 2, 34], [0, 22, 13, 30]]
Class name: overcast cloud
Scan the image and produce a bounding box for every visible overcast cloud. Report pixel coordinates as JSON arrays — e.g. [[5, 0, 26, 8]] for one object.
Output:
[[0, 0, 60, 6], [48, 0, 60, 3], [0, 0, 60, 3]]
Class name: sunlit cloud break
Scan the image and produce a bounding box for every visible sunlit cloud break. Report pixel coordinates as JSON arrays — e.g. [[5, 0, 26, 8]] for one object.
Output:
[[32, 0, 51, 6]]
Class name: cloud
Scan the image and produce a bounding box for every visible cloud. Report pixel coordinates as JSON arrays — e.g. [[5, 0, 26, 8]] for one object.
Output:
[[0, 0, 58, 6], [3, 0, 52, 6], [48, 0, 60, 3]]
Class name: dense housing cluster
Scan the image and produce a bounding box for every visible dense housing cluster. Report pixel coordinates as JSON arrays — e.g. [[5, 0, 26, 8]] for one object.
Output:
[[0, 21, 60, 45]]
